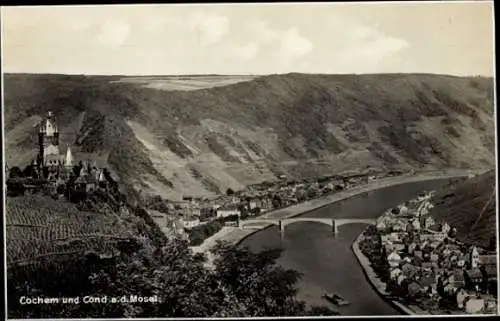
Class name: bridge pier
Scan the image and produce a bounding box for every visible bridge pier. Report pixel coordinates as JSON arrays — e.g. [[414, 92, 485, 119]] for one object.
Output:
[[279, 220, 284, 241], [332, 219, 338, 237]]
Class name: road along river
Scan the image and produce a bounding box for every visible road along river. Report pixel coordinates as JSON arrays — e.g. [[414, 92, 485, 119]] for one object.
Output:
[[239, 178, 454, 316]]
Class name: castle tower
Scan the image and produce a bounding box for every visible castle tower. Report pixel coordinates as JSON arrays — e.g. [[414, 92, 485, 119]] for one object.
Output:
[[80, 160, 89, 177], [64, 146, 73, 167], [470, 246, 480, 268], [38, 111, 60, 166]]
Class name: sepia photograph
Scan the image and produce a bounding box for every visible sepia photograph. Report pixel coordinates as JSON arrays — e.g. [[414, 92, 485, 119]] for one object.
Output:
[[1, 1, 498, 318]]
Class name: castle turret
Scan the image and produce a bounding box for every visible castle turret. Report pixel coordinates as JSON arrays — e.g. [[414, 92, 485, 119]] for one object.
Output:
[[80, 160, 89, 177], [98, 170, 106, 182], [470, 246, 480, 268], [64, 146, 73, 167]]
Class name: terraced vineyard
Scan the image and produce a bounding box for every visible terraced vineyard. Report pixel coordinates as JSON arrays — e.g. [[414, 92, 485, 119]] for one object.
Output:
[[6, 195, 136, 267]]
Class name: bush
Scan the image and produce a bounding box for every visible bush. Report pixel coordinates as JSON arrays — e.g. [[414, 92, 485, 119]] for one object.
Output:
[[391, 207, 400, 215], [188, 220, 224, 246], [8, 237, 334, 318], [220, 214, 239, 223], [9, 166, 23, 179]]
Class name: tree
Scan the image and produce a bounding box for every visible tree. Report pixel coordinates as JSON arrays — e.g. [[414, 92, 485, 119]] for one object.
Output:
[[9, 166, 23, 179], [251, 207, 261, 216], [272, 195, 282, 208], [487, 238, 496, 252], [437, 277, 445, 297], [463, 270, 473, 290], [296, 189, 306, 202], [237, 203, 248, 217], [304, 305, 339, 316], [391, 207, 400, 215], [22, 165, 37, 178], [480, 266, 489, 293], [8, 237, 333, 318], [226, 188, 235, 196], [306, 188, 318, 199], [72, 165, 80, 177], [210, 242, 332, 316], [56, 183, 66, 195]]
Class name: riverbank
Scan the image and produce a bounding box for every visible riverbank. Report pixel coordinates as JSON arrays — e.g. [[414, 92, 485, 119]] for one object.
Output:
[[192, 170, 475, 253], [189, 226, 263, 267], [351, 231, 420, 315], [258, 169, 475, 221]]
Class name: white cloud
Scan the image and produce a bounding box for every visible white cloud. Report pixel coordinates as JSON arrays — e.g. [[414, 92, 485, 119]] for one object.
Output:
[[7, 5, 488, 76], [233, 42, 260, 60], [56, 16, 92, 32], [337, 25, 409, 71], [251, 20, 280, 43], [276, 27, 314, 60], [350, 25, 376, 42], [187, 11, 230, 45], [141, 16, 168, 32], [97, 20, 130, 47]]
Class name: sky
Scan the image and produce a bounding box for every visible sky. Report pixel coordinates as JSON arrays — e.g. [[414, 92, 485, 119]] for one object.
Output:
[[1, 2, 495, 76]]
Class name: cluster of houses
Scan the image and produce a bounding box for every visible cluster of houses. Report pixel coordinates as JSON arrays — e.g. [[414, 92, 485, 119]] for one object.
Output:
[[371, 193, 497, 314], [154, 171, 387, 230]]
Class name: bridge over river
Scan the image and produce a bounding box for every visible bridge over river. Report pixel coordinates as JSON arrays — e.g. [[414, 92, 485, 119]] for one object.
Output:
[[239, 217, 376, 239]]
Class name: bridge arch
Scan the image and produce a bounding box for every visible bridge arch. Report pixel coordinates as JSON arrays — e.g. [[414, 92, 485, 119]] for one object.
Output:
[[238, 217, 376, 239], [280, 217, 334, 229], [332, 219, 377, 235], [238, 219, 280, 229]]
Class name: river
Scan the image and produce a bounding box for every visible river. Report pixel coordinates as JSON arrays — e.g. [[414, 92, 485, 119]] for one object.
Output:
[[239, 178, 453, 316]]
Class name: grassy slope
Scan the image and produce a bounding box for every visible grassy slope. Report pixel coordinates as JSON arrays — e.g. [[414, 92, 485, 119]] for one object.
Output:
[[4, 73, 495, 200], [430, 170, 496, 248]]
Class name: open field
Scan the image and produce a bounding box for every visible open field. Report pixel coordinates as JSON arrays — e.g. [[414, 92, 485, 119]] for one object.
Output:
[[110, 75, 259, 91]]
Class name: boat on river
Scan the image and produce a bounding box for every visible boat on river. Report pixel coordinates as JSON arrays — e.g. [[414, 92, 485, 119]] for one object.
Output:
[[323, 293, 350, 306]]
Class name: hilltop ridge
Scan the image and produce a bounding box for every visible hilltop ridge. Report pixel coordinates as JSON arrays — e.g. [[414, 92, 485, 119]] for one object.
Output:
[[4, 73, 495, 200]]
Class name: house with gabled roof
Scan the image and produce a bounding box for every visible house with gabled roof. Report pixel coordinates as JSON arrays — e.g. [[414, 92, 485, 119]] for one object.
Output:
[[456, 288, 471, 309], [465, 297, 485, 314], [390, 267, 402, 280], [387, 251, 401, 268], [401, 263, 419, 279]]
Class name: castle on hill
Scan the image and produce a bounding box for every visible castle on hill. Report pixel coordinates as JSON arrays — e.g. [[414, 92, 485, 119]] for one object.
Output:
[[35, 111, 73, 180], [31, 111, 107, 191]]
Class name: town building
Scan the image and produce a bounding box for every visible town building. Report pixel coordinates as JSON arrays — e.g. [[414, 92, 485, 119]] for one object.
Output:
[[470, 246, 480, 268], [182, 217, 201, 229], [388, 251, 402, 267], [464, 298, 485, 314], [424, 216, 436, 229], [441, 222, 451, 235], [216, 205, 241, 218]]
